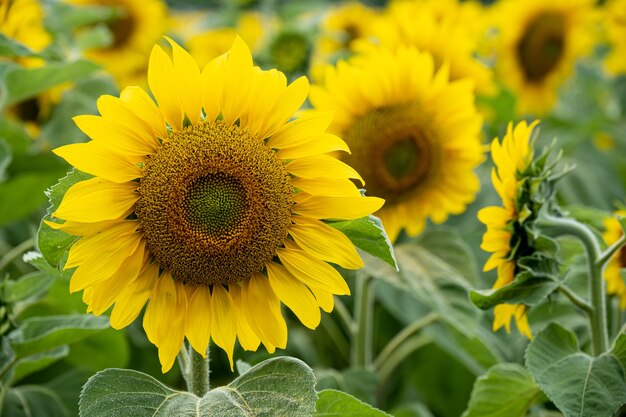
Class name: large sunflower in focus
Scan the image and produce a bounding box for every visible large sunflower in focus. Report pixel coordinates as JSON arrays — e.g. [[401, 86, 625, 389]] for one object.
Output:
[[310, 46, 483, 242], [68, 0, 167, 87], [478, 121, 539, 339], [603, 210, 626, 309], [493, 0, 596, 115], [364, 0, 494, 96], [603, 0, 626, 76], [48, 37, 384, 372]]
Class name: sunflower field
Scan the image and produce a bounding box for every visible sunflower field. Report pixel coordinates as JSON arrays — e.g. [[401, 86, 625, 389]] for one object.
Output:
[[2, 0, 626, 416]]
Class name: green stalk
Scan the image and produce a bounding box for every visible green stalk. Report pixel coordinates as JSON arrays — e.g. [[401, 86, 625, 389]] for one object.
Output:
[[538, 214, 609, 355], [178, 342, 210, 396], [352, 272, 374, 368], [0, 237, 35, 272]]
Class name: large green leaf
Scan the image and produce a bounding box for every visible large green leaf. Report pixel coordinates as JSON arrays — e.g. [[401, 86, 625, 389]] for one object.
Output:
[[8, 314, 109, 358], [2, 60, 99, 107], [462, 363, 545, 417], [2, 385, 69, 417], [328, 215, 397, 269], [1, 272, 54, 303], [13, 346, 69, 383], [314, 389, 390, 416], [0, 34, 38, 58], [525, 324, 626, 417], [316, 367, 378, 405], [79, 356, 317, 417]]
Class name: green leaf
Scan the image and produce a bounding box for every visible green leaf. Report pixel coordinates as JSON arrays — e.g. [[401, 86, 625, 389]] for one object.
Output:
[[0, 34, 38, 58], [0, 172, 62, 227], [2, 386, 70, 417], [0, 338, 15, 385], [461, 363, 545, 417], [22, 251, 69, 280], [79, 356, 317, 417], [0, 138, 10, 181], [328, 215, 397, 269], [1, 272, 54, 303], [525, 324, 626, 417], [38, 169, 91, 268], [64, 328, 130, 371], [469, 254, 560, 310], [3, 60, 99, 107], [316, 367, 378, 405], [13, 346, 69, 383], [8, 314, 109, 358], [314, 389, 391, 416]]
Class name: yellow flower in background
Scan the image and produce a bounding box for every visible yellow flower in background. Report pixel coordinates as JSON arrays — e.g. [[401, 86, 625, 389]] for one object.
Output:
[[311, 46, 483, 242], [478, 120, 539, 339], [362, 0, 494, 96], [603, 210, 626, 309], [68, 0, 167, 88], [186, 12, 265, 68], [603, 0, 626, 76], [48, 37, 384, 372], [309, 2, 379, 81], [493, 0, 596, 115], [0, 0, 51, 58]]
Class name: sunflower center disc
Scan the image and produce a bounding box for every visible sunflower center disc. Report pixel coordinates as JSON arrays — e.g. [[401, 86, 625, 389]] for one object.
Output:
[[136, 121, 293, 286], [517, 12, 565, 82], [343, 103, 440, 204]]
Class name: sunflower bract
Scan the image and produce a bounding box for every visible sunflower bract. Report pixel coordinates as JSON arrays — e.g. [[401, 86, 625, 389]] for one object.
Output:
[[48, 36, 384, 372]]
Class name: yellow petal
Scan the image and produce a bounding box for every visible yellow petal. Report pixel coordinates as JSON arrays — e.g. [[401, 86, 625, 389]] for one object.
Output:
[[277, 134, 350, 159], [54, 177, 138, 223], [267, 110, 334, 149], [185, 285, 212, 356], [286, 155, 363, 184], [53, 142, 142, 183], [148, 44, 183, 130], [119, 86, 167, 140], [110, 262, 159, 329], [44, 219, 119, 237], [229, 284, 261, 352], [309, 286, 334, 313], [277, 243, 350, 295], [291, 177, 362, 198], [266, 262, 321, 329], [94, 96, 160, 149], [293, 195, 385, 220], [221, 36, 253, 125], [256, 76, 309, 140], [210, 285, 237, 370], [289, 217, 363, 269], [166, 36, 203, 126], [244, 274, 287, 350], [200, 54, 226, 122]]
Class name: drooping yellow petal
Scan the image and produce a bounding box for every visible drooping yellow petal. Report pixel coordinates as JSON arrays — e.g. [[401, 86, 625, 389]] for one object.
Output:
[[166, 36, 203, 125], [148, 44, 183, 130], [293, 195, 385, 220], [110, 262, 159, 329], [266, 262, 321, 329], [210, 285, 237, 370], [229, 284, 261, 352], [309, 286, 334, 313], [289, 216, 363, 269], [243, 273, 287, 351], [44, 219, 119, 237], [185, 285, 212, 356], [53, 142, 142, 183], [277, 243, 350, 295], [54, 178, 138, 223]]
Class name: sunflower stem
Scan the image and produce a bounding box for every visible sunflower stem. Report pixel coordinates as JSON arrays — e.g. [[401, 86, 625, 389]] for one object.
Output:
[[352, 271, 374, 368], [538, 213, 609, 355], [179, 342, 210, 396]]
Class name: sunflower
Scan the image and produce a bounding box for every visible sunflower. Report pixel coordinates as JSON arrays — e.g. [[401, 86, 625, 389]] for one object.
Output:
[[478, 121, 539, 339], [0, 0, 51, 60], [361, 0, 494, 96], [603, 210, 626, 309], [47, 37, 384, 372], [493, 0, 596, 115], [309, 2, 379, 81], [310, 46, 483, 242], [603, 0, 626, 76], [68, 0, 167, 87]]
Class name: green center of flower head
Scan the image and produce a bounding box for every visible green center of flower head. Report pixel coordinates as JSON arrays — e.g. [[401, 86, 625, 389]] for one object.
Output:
[[517, 12, 566, 82], [270, 30, 311, 74], [136, 120, 294, 286], [343, 103, 439, 204]]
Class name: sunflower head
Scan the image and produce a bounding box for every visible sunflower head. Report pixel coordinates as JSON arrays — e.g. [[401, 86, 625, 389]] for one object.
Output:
[[311, 45, 484, 242], [48, 36, 384, 372], [494, 0, 597, 115], [603, 210, 626, 309], [603, 0, 626, 76]]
